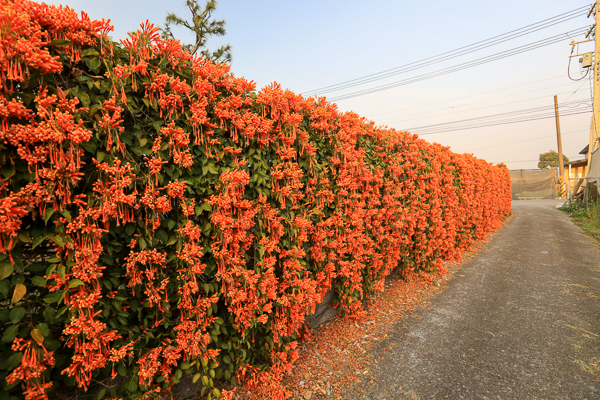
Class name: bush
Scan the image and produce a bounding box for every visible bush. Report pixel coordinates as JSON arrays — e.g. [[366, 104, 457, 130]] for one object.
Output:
[[0, 1, 512, 399]]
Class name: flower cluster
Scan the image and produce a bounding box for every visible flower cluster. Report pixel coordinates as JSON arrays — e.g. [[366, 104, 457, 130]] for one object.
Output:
[[0, 1, 511, 399]]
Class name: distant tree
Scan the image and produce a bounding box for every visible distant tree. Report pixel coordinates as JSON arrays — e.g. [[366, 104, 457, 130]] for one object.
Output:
[[538, 150, 568, 169], [162, 0, 232, 63]]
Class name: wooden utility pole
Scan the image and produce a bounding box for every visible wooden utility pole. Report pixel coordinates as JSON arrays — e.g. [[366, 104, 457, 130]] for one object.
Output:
[[554, 95, 565, 198]]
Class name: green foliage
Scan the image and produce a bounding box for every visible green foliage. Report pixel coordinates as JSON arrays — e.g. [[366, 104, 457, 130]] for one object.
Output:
[[559, 200, 600, 241], [538, 149, 568, 169], [0, 3, 512, 399]]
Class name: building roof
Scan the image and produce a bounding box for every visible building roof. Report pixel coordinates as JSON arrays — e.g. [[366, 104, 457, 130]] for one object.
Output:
[[564, 158, 587, 166]]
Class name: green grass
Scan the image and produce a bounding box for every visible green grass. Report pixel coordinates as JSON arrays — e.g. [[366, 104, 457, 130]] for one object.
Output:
[[559, 201, 600, 241]]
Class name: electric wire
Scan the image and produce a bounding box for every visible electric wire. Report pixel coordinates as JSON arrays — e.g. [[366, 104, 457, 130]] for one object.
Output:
[[328, 27, 588, 102], [491, 158, 578, 163], [403, 99, 591, 132], [465, 128, 589, 152], [299, 0, 579, 88], [412, 110, 591, 136], [407, 104, 592, 135], [309, 14, 586, 95], [379, 85, 588, 125], [560, 75, 593, 104], [302, 6, 588, 96], [567, 47, 591, 81], [312, 21, 587, 95], [367, 75, 566, 118]]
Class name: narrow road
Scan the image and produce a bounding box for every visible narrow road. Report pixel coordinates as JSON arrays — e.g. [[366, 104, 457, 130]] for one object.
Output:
[[351, 200, 600, 399]]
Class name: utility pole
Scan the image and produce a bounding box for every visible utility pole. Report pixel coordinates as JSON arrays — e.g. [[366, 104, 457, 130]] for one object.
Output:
[[554, 95, 565, 198], [593, 0, 600, 155]]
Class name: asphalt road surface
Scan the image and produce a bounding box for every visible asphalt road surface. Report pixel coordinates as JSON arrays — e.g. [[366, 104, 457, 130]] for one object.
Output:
[[352, 200, 600, 400]]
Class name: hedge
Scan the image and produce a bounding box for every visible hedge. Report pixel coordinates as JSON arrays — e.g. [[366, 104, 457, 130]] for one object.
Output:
[[0, 1, 512, 399]]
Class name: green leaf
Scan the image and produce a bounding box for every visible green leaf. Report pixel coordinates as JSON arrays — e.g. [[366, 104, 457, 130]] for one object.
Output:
[[37, 322, 50, 337], [61, 210, 72, 222], [97, 151, 105, 163], [43, 292, 60, 304], [89, 104, 103, 118], [193, 373, 201, 384], [57, 289, 67, 305], [207, 164, 218, 174], [68, 279, 84, 288], [97, 388, 106, 400], [2, 325, 19, 343], [9, 307, 25, 324], [156, 230, 168, 243], [45, 265, 56, 279], [43, 307, 56, 322], [44, 208, 55, 225], [125, 224, 136, 237], [167, 220, 176, 230], [18, 231, 30, 243], [44, 338, 60, 351], [1, 164, 15, 179], [51, 39, 70, 47], [5, 352, 23, 372], [126, 380, 138, 392], [82, 48, 100, 57], [0, 262, 14, 280], [32, 235, 46, 249], [88, 58, 101, 73], [0, 280, 9, 298], [31, 276, 46, 287], [53, 235, 64, 248], [79, 91, 90, 107], [202, 202, 212, 212], [56, 305, 68, 317]]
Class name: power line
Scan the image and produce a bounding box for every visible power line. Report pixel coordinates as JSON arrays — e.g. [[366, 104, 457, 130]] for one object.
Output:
[[298, 0, 579, 88], [412, 110, 592, 136], [465, 128, 589, 152], [560, 74, 593, 103], [493, 158, 578, 163], [404, 100, 591, 132], [367, 75, 567, 118], [413, 110, 591, 135], [311, 14, 586, 95], [380, 85, 588, 125], [328, 27, 588, 102], [303, 7, 588, 96]]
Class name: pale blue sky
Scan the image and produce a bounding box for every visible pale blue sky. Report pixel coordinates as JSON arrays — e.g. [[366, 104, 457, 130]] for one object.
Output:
[[48, 0, 594, 169]]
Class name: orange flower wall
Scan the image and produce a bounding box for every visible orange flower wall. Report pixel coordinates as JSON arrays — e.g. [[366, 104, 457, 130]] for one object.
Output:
[[0, 1, 512, 399]]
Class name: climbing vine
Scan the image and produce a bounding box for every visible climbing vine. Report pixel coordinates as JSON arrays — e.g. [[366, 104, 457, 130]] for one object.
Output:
[[0, 1, 511, 399]]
